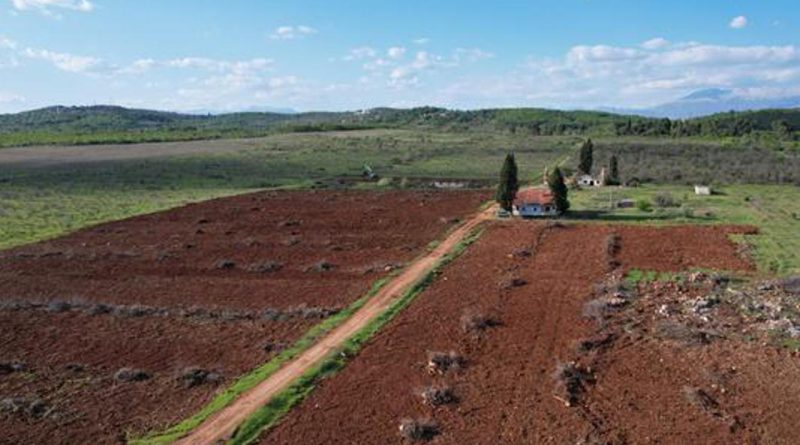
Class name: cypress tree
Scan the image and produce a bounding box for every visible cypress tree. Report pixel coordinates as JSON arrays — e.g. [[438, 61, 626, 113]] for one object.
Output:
[[547, 167, 570, 214], [578, 138, 593, 175], [608, 154, 620, 185], [495, 152, 519, 211]]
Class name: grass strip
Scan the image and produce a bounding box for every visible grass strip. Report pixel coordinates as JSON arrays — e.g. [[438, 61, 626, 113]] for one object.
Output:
[[226, 228, 484, 445], [129, 276, 391, 445]]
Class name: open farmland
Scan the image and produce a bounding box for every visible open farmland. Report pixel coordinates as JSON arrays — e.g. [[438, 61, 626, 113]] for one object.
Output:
[[255, 221, 793, 445], [0, 189, 487, 445]]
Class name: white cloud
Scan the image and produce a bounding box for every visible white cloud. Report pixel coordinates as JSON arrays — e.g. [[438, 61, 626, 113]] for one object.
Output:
[[413, 38, 429, 45], [641, 37, 669, 50], [421, 40, 800, 110], [23, 47, 100, 72], [0, 37, 18, 49], [269, 25, 317, 40], [730, 15, 748, 29], [0, 91, 25, 103], [387, 46, 406, 59], [454, 47, 493, 63], [11, 0, 93, 15], [343, 46, 377, 61]]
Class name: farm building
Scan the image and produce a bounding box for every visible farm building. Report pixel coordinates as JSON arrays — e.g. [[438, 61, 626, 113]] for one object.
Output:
[[694, 185, 711, 195], [576, 168, 606, 187], [513, 188, 558, 217]]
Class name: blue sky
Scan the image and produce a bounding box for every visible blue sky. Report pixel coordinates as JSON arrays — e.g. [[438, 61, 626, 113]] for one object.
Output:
[[1, 0, 800, 113]]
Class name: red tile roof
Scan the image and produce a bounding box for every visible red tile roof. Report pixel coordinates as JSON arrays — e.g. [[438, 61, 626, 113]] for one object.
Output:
[[514, 187, 554, 206]]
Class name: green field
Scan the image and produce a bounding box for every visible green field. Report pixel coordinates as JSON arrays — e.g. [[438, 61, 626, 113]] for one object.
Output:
[[567, 184, 800, 276], [0, 130, 575, 249], [1, 129, 799, 277]]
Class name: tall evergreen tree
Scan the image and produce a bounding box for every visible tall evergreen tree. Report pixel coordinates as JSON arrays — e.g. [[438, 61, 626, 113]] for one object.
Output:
[[578, 138, 593, 175], [547, 167, 570, 214], [495, 152, 519, 211], [608, 154, 620, 186]]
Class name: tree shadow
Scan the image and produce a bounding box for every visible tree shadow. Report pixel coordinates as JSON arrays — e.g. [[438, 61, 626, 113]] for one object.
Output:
[[565, 210, 678, 222]]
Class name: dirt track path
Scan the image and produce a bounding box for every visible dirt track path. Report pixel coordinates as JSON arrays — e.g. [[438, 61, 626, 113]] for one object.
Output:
[[173, 205, 494, 445]]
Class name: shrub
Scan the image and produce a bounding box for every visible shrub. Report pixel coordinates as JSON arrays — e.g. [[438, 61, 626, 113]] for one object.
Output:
[[398, 418, 439, 441], [178, 367, 222, 388], [653, 192, 679, 208], [0, 397, 50, 419], [420, 385, 457, 406], [552, 361, 594, 406], [426, 351, 464, 375], [636, 200, 653, 212], [85, 303, 112, 315], [46, 300, 72, 313], [247, 261, 283, 273], [215, 259, 236, 270], [306, 260, 335, 273], [114, 367, 151, 382], [0, 361, 27, 375], [460, 312, 499, 333]]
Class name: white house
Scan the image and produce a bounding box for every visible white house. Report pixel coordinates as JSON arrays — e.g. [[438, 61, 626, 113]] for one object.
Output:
[[577, 174, 599, 187], [694, 185, 711, 196], [576, 168, 606, 187], [513, 188, 559, 217]]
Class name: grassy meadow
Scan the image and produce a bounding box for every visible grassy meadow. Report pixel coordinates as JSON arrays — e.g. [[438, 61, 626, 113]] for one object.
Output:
[[1, 128, 799, 277]]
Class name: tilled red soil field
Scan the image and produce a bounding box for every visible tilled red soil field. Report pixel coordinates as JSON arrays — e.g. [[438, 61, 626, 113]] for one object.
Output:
[[261, 222, 763, 444], [0, 189, 488, 445], [0, 190, 487, 311]]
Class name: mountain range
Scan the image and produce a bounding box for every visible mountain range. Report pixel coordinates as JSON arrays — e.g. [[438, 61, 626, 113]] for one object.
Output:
[[602, 88, 800, 119]]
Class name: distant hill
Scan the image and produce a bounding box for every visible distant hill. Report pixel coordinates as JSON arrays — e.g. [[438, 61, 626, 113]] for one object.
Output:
[[1, 104, 799, 147], [605, 89, 800, 119]]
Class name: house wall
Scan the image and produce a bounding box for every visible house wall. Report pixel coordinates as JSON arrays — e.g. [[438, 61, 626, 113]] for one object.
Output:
[[514, 203, 558, 217]]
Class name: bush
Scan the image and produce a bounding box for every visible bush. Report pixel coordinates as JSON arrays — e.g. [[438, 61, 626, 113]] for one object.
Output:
[[420, 385, 457, 406], [398, 418, 439, 441], [178, 367, 222, 388], [246, 261, 283, 273], [636, 200, 653, 212], [114, 367, 151, 382], [46, 300, 72, 313], [306, 260, 335, 273], [214, 259, 236, 270], [460, 312, 499, 333], [426, 351, 463, 375], [552, 361, 594, 406], [653, 192, 679, 208]]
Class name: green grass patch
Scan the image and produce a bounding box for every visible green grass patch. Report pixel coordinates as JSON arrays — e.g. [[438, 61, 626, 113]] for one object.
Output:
[[625, 269, 682, 284], [226, 228, 484, 445], [129, 276, 392, 445], [568, 184, 800, 276]]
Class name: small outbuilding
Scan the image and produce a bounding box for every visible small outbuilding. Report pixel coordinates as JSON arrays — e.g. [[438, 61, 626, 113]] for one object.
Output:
[[513, 188, 558, 218], [694, 185, 711, 196]]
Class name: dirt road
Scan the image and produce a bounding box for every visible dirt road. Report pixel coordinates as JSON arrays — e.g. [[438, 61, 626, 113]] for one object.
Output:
[[173, 205, 494, 445]]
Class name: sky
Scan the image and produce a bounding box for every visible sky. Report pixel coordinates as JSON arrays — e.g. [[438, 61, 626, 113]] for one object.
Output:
[[1, 0, 800, 113]]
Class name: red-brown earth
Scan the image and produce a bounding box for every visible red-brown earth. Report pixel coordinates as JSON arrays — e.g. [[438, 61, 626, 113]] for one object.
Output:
[[0, 189, 488, 445], [261, 222, 796, 445]]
